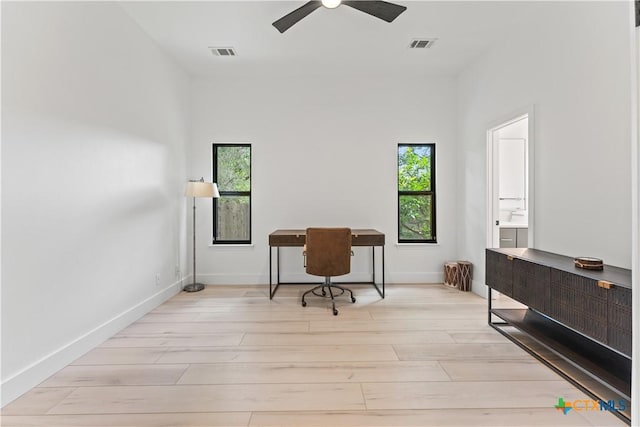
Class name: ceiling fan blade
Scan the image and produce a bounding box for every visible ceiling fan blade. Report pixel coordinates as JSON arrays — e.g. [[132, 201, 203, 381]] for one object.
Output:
[[342, 1, 407, 23], [272, 1, 323, 33]]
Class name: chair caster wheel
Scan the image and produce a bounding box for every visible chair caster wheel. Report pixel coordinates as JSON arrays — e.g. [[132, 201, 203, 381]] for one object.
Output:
[[333, 309, 338, 316], [302, 301, 307, 307], [322, 291, 326, 296], [351, 297, 356, 303]]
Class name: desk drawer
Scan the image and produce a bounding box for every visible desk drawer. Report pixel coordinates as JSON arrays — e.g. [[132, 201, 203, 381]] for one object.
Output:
[[269, 233, 306, 246], [352, 233, 385, 246], [269, 230, 385, 247]]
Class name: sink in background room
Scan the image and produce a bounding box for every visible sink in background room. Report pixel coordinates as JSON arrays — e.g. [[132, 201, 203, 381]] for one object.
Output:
[[499, 210, 528, 247], [500, 209, 528, 228]]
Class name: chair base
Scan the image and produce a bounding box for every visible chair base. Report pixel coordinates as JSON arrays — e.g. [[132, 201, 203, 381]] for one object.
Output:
[[301, 277, 356, 315]]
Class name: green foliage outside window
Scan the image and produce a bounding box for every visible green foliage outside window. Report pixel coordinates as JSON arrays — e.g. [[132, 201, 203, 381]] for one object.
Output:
[[213, 144, 251, 243], [398, 145, 435, 242], [217, 146, 251, 192]]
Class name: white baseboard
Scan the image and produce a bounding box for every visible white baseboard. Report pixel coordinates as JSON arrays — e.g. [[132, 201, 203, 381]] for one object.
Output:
[[1, 279, 184, 407], [195, 273, 266, 285], [471, 279, 488, 298], [385, 272, 443, 283], [262, 272, 387, 284], [197, 271, 444, 285]]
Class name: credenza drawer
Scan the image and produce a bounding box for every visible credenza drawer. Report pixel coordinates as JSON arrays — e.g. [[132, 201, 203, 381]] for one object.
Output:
[[513, 259, 550, 313], [608, 287, 632, 355], [486, 250, 513, 296]]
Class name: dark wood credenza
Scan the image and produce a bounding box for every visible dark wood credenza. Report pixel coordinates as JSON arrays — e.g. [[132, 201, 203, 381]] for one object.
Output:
[[486, 248, 631, 422]]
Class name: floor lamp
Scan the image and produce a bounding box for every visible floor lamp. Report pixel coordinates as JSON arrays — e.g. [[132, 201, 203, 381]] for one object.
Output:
[[184, 178, 219, 292]]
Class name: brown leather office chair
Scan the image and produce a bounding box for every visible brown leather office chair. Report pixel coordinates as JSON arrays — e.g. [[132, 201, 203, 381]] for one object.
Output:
[[302, 227, 356, 315]]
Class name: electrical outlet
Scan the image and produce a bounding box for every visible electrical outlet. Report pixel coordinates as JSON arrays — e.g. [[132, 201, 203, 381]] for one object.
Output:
[[155, 273, 161, 286]]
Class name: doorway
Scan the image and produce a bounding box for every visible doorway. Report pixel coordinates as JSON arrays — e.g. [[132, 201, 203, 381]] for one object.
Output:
[[486, 113, 533, 249]]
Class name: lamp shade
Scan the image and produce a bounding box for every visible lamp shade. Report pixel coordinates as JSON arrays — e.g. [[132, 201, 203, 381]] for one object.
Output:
[[185, 181, 220, 198]]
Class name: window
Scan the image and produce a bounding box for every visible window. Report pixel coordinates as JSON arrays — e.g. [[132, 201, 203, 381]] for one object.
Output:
[[212, 144, 251, 244], [398, 143, 436, 243]]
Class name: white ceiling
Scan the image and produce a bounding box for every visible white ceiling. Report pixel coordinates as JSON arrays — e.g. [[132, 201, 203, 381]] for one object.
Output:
[[119, 1, 538, 78]]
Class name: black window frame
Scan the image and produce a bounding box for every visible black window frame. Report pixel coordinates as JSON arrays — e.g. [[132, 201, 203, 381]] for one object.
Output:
[[397, 143, 437, 244], [212, 143, 252, 244]]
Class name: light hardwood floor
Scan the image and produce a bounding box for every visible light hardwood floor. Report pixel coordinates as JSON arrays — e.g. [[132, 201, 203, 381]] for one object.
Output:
[[1, 284, 628, 426]]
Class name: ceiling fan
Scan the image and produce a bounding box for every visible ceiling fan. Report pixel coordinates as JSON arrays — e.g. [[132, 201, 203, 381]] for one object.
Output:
[[272, 0, 407, 34]]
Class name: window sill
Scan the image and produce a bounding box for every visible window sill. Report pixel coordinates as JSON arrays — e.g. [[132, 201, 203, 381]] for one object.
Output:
[[396, 242, 440, 247], [208, 243, 255, 248]]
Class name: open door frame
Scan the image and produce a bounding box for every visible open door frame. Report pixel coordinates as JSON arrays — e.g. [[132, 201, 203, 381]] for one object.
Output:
[[485, 107, 535, 250], [629, 2, 638, 425]]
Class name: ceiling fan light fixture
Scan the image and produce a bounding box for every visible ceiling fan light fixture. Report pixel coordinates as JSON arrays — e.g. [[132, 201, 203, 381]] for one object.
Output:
[[321, 0, 341, 9], [273, 0, 406, 33]]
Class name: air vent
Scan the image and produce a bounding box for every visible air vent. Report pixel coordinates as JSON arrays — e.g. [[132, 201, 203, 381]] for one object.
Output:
[[409, 39, 437, 49], [210, 47, 237, 56]]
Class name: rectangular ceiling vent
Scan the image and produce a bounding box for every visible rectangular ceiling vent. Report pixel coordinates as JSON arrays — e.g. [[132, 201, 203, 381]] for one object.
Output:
[[210, 47, 237, 57], [409, 39, 437, 49]]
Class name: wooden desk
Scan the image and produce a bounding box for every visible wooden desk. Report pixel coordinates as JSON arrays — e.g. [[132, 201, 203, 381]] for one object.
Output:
[[268, 229, 385, 299]]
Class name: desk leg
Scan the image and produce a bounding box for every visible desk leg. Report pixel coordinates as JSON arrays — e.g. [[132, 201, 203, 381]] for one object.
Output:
[[371, 245, 385, 299], [372, 247, 376, 285], [382, 245, 385, 298], [269, 246, 281, 299], [269, 246, 272, 299]]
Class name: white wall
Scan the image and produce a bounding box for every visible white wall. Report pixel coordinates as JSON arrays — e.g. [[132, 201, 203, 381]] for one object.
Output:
[[189, 76, 458, 285], [457, 1, 633, 295], [1, 2, 190, 405]]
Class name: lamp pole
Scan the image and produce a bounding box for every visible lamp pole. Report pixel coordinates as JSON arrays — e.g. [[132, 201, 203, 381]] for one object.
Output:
[[184, 178, 218, 292], [184, 195, 204, 292], [192, 197, 198, 289]]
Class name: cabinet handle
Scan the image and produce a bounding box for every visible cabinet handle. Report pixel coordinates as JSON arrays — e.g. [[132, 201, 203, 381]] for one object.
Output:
[[597, 280, 614, 290], [500, 238, 514, 241]]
